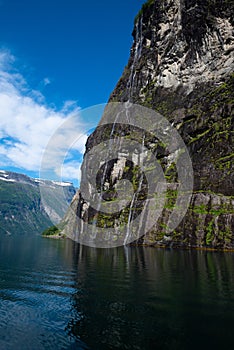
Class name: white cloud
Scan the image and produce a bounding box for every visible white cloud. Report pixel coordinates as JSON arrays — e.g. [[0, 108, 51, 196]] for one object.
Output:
[[0, 49, 88, 182], [43, 77, 51, 86], [55, 161, 82, 182]]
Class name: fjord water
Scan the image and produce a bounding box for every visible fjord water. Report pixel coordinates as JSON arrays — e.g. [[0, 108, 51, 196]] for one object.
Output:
[[0, 235, 233, 350]]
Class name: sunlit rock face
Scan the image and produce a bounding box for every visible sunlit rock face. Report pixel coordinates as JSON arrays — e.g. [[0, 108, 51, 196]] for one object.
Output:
[[63, 0, 234, 249], [111, 0, 234, 100]]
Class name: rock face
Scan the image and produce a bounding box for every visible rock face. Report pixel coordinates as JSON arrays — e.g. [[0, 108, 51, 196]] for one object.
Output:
[[63, 0, 234, 249], [112, 0, 234, 99], [0, 170, 76, 235]]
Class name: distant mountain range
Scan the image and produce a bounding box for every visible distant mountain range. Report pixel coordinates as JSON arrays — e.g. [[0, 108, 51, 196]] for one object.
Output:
[[0, 170, 76, 235]]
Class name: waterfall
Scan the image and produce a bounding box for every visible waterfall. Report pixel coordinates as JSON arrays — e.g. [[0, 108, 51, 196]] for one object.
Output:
[[135, 16, 143, 60], [110, 110, 121, 141], [124, 192, 137, 245], [124, 173, 145, 245], [127, 16, 143, 100], [91, 109, 123, 239], [124, 134, 145, 245], [91, 13, 144, 242], [90, 156, 109, 239]]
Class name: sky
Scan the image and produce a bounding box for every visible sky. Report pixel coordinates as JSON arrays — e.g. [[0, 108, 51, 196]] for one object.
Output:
[[0, 0, 145, 185]]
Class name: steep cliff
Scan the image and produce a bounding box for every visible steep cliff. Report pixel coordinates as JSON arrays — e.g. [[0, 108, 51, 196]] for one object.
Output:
[[63, 0, 234, 249]]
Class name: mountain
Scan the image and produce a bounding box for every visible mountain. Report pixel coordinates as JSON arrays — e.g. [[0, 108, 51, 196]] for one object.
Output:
[[61, 0, 234, 249], [0, 170, 76, 235]]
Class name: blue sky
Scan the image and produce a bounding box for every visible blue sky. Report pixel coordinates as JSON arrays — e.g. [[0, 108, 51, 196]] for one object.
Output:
[[0, 0, 145, 185]]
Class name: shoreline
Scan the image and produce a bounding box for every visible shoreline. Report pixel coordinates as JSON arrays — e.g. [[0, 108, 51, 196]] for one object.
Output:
[[42, 234, 66, 240], [130, 242, 234, 253], [41, 234, 234, 252]]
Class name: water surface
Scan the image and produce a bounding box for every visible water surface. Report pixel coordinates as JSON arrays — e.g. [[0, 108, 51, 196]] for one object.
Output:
[[0, 235, 233, 349]]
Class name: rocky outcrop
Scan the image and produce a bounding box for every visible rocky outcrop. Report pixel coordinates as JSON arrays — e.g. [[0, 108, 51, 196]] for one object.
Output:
[[111, 0, 234, 100], [144, 192, 234, 249], [63, 0, 234, 249]]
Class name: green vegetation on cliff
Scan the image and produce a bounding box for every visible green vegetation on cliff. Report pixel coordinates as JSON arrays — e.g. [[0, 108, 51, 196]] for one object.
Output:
[[62, 0, 234, 250], [134, 0, 154, 23], [0, 181, 52, 235], [0, 171, 76, 235]]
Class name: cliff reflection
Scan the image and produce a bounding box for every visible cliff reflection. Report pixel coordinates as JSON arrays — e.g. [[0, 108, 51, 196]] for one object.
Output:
[[62, 240, 234, 350]]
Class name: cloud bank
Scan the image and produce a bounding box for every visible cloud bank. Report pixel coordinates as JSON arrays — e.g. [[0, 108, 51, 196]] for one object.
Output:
[[0, 49, 87, 182]]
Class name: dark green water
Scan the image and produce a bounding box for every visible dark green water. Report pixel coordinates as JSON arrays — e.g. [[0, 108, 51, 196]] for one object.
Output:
[[0, 235, 233, 350]]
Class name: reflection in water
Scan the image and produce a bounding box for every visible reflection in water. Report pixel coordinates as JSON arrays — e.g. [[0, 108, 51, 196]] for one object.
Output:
[[0, 235, 233, 350], [64, 242, 234, 350]]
